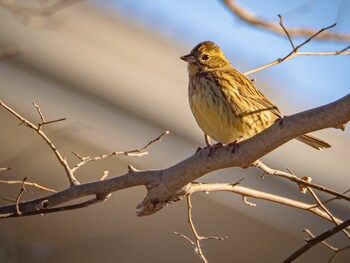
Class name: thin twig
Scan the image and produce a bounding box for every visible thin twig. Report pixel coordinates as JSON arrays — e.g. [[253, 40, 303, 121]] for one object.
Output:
[[186, 194, 208, 263], [0, 100, 78, 185], [222, 0, 350, 42], [176, 194, 228, 263], [174, 231, 197, 247], [71, 131, 170, 173], [244, 23, 348, 75], [282, 218, 350, 262], [307, 188, 337, 225], [303, 230, 350, 263], [0, 180, 57, 193], [0, 167, 11, 172], [33, 102, 45, 123], [100, 171, 109, 181], [139, 131, 170, 152], [278, 14, 295, 49], [242, 196, 256, 207], [319, 188, 350, 206], [187, 183, 349, 229], [254, 160, 350, 201], [15, 177, 28, 215], [307, 187, 350, 239], [303, 229, 339, 252]]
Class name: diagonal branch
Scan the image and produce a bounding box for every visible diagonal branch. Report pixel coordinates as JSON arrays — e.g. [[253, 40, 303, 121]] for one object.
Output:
[[0, 180, 57, 193], [187, 183, 348, 229], [222, 0, 350, 42], [244, 21, 349, 75], [282, 218, 350, 262], [254, 161, 350, 201], [70, 131, 169, 173], [0, 100, 78, 186]]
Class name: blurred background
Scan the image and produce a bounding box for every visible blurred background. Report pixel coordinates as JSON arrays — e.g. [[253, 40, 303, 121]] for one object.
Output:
[[0, 0, 349, 262]]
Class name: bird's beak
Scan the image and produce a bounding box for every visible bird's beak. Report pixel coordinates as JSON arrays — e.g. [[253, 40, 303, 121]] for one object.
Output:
[[180, 54, 196, 63]]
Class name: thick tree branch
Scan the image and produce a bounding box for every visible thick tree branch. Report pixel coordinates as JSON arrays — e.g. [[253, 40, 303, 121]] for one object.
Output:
[[0, 94, 349, 217]]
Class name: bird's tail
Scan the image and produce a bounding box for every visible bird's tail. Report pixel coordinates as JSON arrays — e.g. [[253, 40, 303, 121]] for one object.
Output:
[[296, 134, 331, 150]]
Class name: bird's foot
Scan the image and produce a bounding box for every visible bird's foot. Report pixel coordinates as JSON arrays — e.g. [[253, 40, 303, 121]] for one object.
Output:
[[229, 136, 245, 153], [207, 142, 223, 157]]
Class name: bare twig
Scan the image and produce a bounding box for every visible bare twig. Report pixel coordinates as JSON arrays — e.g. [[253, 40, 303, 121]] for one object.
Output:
[[0, 180, 57, 193], [319, 188, 350, 206], [0, 100, 78, 185], [174, 231, 196, 247], [307, 187, 350, 239], [278, 14, 295, 50], [0, 167, 11, 172], [186, 194, 208, 263], [177, 194, 227, 263], [303, 229, 339, 251], [139, 130, 170, 151], [187, 183, 348, 229], [244, 22, 345, 75], [222, 0, 350, 42], [254, 160, 350, 201], [71, 131, 169, 173], [242, 196, 256, 207], [282, 218, 350, 262], [33, 102, 45, 123], [2, 197, 16, 203], [303, 229, 350, 263], [15, 177, 28, 215], [100, 171, 109, 181]]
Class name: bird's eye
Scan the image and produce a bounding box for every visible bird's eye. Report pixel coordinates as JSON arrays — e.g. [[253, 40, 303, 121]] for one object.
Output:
[[201, 54, 210, 61]]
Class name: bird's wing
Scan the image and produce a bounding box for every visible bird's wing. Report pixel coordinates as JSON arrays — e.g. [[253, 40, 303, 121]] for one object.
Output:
[[217, 69, 282, 118]]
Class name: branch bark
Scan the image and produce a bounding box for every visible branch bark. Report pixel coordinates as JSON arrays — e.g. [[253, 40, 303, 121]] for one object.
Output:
[[0, 93, 349, 217]]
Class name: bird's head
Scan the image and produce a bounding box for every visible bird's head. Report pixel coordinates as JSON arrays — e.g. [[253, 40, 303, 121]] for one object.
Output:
[[180, 41, 230, 71]]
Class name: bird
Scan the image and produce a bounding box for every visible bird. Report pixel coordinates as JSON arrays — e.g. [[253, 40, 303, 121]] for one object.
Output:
[[180, 41, 331, 150]]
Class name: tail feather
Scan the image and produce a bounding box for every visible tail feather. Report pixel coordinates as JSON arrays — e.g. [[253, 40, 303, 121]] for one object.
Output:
[[296, 134, 331, 150]]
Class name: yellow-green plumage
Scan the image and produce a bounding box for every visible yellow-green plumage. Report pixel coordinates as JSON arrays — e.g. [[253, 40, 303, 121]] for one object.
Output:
[[181, 41, 331, 150]]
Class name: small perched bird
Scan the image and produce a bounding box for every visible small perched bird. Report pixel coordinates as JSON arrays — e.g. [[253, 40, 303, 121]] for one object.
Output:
[[180, 41, 331, 150]]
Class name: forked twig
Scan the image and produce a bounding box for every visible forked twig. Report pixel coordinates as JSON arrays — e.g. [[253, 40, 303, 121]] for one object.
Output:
[[244, 19, 349, 76], [175, 194, 228, 263], [71, 131, 169, 173], [307, 187, 350, 239], [0, 100, 78, 185], [303, 229, 350, 263], [253, 160, 350, 201], [282, 218, 350, 262]]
